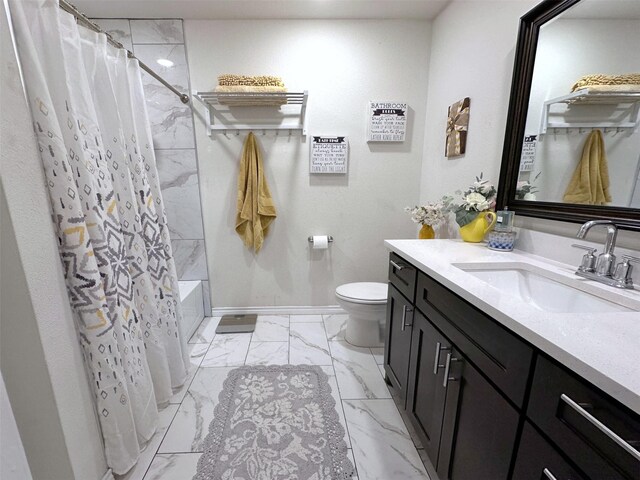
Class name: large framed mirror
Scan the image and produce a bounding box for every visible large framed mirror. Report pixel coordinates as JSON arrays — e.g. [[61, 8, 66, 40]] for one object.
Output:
[[497, 0, 640, 230]]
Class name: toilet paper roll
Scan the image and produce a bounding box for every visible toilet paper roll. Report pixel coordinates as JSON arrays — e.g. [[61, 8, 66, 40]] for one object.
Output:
[[312, 235, 329, 250]]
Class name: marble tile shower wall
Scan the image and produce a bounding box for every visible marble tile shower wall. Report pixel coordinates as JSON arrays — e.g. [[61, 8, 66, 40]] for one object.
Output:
[[92, 19, 211, 313]]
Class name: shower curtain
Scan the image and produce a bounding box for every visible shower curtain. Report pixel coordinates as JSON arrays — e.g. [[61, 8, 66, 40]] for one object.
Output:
[[9, 0, 189, 474]]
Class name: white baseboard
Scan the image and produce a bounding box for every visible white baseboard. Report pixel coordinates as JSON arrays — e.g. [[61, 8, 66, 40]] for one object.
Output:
[[210, 305, 346, 317]]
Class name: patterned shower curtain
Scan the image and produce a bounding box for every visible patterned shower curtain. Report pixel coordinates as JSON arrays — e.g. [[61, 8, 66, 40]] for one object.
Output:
[[9, 0, 189, 474]]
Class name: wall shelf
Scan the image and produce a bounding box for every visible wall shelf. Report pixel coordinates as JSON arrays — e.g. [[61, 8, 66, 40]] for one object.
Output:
[[539, 88, 640, 135], [193, 90, 308, 137]]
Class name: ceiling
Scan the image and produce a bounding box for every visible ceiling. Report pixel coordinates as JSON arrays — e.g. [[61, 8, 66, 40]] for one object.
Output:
[[72, 0, 451, 20]]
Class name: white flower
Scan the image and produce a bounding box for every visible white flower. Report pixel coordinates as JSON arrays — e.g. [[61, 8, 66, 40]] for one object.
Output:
[[464, 192, 491, 211], [523, 193, 537, 201]]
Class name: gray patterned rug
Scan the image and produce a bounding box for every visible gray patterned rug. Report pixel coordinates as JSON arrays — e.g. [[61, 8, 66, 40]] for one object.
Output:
[[194, 365, 355, 480]]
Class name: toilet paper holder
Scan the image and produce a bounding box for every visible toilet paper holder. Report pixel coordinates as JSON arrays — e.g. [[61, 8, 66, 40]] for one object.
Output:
[[308, 235, 334, 244]]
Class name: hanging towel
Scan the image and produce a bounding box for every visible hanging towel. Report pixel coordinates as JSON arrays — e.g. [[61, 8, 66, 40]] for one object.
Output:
[[235, 132, 277, 252], [563, 130, 612, 205]]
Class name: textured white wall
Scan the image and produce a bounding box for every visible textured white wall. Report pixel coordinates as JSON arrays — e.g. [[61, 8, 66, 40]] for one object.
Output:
[[419, 0, 640, 247], [0, 3, 108, 479], [419, 0, 538, 207], [0, 373, 32, 480], [186, 20, 431, 308]]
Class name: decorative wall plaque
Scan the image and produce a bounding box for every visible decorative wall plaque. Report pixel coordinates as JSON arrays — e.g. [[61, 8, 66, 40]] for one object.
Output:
[[367, 101, 407, 142], [310, 136, 348, 174], [445, 97, 470, 157]]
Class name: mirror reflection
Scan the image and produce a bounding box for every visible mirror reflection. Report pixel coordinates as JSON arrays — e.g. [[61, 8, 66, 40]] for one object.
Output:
[[517, 0, 640, 208]]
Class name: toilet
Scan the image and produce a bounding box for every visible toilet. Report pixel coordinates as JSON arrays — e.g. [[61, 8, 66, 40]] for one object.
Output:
[[335, 282, 388, 347]]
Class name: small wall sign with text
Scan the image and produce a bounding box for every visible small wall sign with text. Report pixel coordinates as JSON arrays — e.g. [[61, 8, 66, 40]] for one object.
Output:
[[310, 136, 349, 174], [367, 101, 408, 142], [519, 134, 537, 171]]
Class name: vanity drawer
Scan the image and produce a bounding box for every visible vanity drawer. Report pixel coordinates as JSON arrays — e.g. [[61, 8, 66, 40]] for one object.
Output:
[[527, 356, 640, 480], [388, 252, 417, 302], [415, 271, 533, 407], [512, 421, 586, 480]]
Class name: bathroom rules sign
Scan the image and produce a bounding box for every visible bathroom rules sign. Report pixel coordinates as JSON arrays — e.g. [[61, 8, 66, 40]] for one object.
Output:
[[310, 136, 348, 174], [367, 101, 408, 142]]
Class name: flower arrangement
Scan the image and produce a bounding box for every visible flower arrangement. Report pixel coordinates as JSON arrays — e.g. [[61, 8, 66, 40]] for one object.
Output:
[[515, 173, 541, 200], [404, 201, 448, 227], [449, 173, 497, 227]]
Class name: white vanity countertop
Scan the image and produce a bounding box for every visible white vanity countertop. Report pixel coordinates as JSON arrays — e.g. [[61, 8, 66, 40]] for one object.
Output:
[[384, 239, 640, 414]]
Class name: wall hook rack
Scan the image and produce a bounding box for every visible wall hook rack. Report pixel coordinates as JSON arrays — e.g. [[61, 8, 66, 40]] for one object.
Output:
[[193, 90, 308, 137], [539, 88, 640, 136]]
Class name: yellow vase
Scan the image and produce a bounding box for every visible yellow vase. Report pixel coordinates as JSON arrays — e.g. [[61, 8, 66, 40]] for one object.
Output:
[[459, 212, 497, 243], [418, 224, 435, 239]]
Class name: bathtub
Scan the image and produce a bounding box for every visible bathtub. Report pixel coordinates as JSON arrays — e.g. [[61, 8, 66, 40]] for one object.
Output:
[[178, 280, 205, 342]]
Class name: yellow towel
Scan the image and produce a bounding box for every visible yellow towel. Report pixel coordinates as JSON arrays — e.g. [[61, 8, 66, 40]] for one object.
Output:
[[235, 133, 277, 252], [563, 130, 611, 205]]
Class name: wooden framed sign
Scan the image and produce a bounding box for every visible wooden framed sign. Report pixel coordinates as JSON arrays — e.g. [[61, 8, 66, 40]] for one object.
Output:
[[367, 101, 408, 142], [310, 136, 348, 174]]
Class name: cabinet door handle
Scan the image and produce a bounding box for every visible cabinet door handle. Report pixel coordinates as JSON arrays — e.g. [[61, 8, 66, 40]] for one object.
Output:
[[542, 468, 558, 480], [401, 305, 413, 331], [443, 352, 461, 388], [433, 341, 451, 375], [560, 393, 640, 461], [390, 260, 405, 271]]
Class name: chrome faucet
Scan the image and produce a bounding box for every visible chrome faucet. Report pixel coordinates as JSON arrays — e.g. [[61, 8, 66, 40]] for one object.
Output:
[[572, 220, 639, 289]]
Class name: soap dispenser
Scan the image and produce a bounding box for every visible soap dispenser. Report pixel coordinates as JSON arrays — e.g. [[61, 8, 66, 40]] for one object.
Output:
[[487, 207, 516, 251]]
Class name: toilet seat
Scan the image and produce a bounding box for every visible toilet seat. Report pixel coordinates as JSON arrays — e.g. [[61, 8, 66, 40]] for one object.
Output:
[[335, 282, 388, 305]]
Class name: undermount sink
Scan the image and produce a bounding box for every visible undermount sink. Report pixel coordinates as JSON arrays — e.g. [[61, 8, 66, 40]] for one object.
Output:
[[453, 262, 638, 314]]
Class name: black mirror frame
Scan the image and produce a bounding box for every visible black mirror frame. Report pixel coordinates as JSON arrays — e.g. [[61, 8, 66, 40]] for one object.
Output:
[[496, 0, 640, 231]]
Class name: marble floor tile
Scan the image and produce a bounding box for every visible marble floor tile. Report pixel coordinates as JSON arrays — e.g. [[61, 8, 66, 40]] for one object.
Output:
[[343, 399, 429, 480], [290, 314, 323, 323], [289, 322, 332, 365], [159, 367, 234, 453], [252, 315, 289, 342], [119, 404, 178, 480], [155, 149, 204, 240], [169, 343, 209, 404], [377, 363, 386, 380], [200, 333, 251, 367], [188, 316, 220, 344], [390, 389, 424, 450], [348, 449, 359, 480], [172, 240, 208, 281], [130, 19, 184, 44], [91, 19, 133, 51], [330, 341, 391, 400], [143, 453, 200, 480], [324, 313, 349, 342], [245, 341, 289, 365], [321, 366, 351, 448], [370, 347, 384, 365]]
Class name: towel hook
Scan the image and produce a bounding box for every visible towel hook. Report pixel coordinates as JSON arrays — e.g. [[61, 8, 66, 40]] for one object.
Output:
[[236, 129, 240, 136], [262, 129, 266, 136]]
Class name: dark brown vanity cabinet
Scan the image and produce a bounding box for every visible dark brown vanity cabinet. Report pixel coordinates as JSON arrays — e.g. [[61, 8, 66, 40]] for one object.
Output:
[[406, 312, 519, 480], [384, 284, 414, 400], [383, 253, 640, 480], [384, 254, 528, 479], [383, 253, 417, 401]]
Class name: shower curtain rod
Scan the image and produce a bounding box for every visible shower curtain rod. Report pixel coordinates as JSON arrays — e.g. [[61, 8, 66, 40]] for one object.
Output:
[[58, 0, 190, 104]]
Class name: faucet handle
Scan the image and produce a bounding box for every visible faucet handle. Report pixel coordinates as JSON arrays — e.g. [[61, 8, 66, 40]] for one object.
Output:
[[621, 254, 640, 265], [572, 244, 597, 253], [612, 255, 640, 288], [572, 244, 597, 272]]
